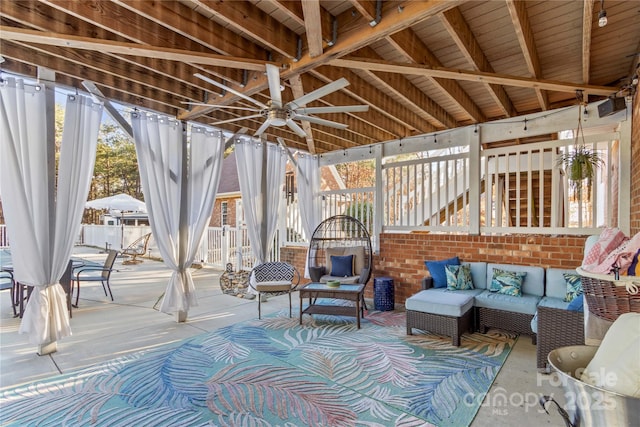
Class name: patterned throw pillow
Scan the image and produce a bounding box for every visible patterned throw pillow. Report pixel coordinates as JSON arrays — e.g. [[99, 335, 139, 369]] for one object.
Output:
[[445, 264, 474, 290], [490, 269, 526, 297], [563, 273, 583, 302]]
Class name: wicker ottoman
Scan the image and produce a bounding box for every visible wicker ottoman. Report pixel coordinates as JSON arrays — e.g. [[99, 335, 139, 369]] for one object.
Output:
[[406, 291, 474, 346]]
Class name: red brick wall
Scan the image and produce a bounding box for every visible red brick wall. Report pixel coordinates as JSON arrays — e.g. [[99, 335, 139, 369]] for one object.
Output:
[[210, 197, 239, 227], [630, 89, 640, 235], [280, 246, 312, 286], [282, 233, 589, 304]]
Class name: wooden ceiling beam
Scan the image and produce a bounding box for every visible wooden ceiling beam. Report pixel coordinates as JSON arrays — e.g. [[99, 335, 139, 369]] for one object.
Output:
[[348, 0, 377, 25], [1, 40, 204, 102], [0, 44, 185, 113], [266, 0, 333, 49], [185, 0, 298, 59], [0, 1, 234, 103], [290, 0, 459, 73], [582, 0, 594, 84], [506, 0, 549, 110], [288, 74, 316, 153], [301, 0, 324, 58], [265, 0, 305, 27], [46, 0, 250, 84], [303, 73, 402, 140], [356, 46, 455, 128], [331, 57, 617, 97], [387, 29, 486, 123], [1, 58, 183, 118], [440, 7, 515, 117], [314, 65, 433, 135], [82, 0, 456, 126], [0, 26, 269, 71]]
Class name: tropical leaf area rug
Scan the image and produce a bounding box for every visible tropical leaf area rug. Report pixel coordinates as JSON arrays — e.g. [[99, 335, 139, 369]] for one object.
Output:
[[1, 308, 516, 427]]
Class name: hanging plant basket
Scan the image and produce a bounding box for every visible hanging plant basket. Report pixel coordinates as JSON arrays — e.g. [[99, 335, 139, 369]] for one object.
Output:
[[556, 106, 605, 201]]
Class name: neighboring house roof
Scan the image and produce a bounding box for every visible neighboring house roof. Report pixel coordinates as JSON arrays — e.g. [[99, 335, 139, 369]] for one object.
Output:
[[217, 151, 240, 195]]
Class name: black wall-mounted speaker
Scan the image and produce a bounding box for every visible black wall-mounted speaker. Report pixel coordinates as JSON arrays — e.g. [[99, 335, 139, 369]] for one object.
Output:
[[597, 97, 626, 118]]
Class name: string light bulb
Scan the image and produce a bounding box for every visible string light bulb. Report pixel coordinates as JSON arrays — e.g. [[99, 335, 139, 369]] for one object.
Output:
[[598, 0, 607, 27]]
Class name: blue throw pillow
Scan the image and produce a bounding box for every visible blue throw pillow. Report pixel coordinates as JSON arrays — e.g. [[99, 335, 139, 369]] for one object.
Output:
[[567, 294, 584, 312], [331, 255, 353, 277], [425, 256, 460, 288]]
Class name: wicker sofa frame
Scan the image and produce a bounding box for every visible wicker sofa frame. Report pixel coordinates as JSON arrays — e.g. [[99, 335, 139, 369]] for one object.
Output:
[[478, 307, 536, 344], [407, 308, 473, 346], [536, 306, 584, 369]]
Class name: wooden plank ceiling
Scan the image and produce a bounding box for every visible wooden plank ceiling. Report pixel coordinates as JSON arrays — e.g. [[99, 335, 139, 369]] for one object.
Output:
[[1, 0, 638, 154]]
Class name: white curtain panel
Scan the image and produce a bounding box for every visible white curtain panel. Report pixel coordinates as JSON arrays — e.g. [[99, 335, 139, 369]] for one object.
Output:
[[131, 113, 223, 314], [296, 154, 322, 278], [235, 139, 287, 265], [0, 78, 101, 344], [296, 154, 322, 241]]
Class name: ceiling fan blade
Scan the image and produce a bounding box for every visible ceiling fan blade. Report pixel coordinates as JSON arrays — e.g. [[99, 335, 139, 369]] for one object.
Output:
[[194, 73, 268, 109], [292, 114, 348, 129], [297, 105, 369, 114], [265, 64, 283, 108], [210, 114, 263, 126], [286, 120, 308, 138], [287, 77, 349, 108], [181, 102, 260, 112], [254, 120, 272, 137]]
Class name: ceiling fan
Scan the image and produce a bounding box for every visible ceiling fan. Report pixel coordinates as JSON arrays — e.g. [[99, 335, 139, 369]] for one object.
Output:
[[186, 64, 369, 138]]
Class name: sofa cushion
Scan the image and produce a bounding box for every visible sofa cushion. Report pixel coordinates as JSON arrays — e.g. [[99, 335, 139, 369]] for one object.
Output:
[[466, 262, 488, 289], [486, 263, 544, 296], [489, 268, 526, 296], [425, 256, 460, 288], [538, 296, 570, 310], [417, 287, 484, 298], [445, 264, 474, 290], [330, 255, 353, 277], [475, 290, 541, 315], [326, 246, 365, 277], [545, 268, 578, 300], [563, 273, 583, 302], [406, 290, 474, 317]]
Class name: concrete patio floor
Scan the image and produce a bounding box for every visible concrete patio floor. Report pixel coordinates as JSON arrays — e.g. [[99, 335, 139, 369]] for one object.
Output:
[[0, 246, 568, 426]]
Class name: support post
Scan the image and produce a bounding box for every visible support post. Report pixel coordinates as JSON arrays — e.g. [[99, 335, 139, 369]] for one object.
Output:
[[176, 122, 189, 323], [38, 66, 57, 355]]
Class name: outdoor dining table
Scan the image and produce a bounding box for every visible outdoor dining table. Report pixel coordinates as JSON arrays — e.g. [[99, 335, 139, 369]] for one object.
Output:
[[1, 259, 86, 318]]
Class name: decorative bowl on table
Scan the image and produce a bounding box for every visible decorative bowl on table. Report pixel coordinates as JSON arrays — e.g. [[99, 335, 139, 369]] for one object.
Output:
[[326, 280, 340, 288]]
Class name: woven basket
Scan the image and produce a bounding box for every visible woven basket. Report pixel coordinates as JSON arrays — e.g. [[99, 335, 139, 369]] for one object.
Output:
[[577, 267, 640, 322]]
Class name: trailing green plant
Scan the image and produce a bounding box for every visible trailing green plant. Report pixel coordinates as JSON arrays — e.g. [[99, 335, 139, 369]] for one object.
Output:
[[557, 105, 605, 201]]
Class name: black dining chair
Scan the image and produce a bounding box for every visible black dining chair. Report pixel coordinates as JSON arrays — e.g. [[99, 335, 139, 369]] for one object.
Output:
[[59, 259, 73, 318], [0, 270, 17, 317], [72, 250, 118, 307]]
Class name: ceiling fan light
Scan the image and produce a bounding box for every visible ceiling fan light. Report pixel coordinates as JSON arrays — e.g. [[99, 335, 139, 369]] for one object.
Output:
[[267, 109, 288, 126]]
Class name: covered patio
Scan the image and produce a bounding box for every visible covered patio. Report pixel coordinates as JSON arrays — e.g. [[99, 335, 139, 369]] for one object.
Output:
[[0, 1, 639, 425], [1, 245, 560, 426]]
